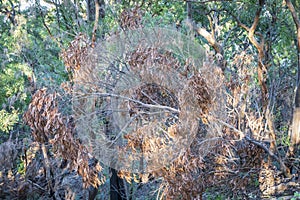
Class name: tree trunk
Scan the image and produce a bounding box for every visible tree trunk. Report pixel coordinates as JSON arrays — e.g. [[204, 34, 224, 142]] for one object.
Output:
[[104, 84, 127, 200], [87, 0, 105, 22], [110, 168, 127, 200]]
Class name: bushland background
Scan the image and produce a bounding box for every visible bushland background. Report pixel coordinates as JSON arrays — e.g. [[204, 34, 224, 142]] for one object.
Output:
[[1, 0, 300, 199]]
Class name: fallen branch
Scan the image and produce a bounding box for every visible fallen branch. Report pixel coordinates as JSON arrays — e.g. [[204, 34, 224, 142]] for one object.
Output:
[[214, 117, 291, 178], [245, 136, 291, 178]]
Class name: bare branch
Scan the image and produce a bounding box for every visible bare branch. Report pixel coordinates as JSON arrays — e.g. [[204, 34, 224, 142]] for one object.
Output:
[[245, 135, 291, 178], [226, 1, 265, 52], [188, 20, 223, 56], [212, 117, 245, 139], [248, 0, 265, 53], [76, 92, 180, 113], [27, 180, 47, 191]]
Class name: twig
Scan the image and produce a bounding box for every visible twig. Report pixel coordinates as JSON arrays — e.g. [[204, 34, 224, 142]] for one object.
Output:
[[27, 180, 46, 191], [212, 117, 245, 139]]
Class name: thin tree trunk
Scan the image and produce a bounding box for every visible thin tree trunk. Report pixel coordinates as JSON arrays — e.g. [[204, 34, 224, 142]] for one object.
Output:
[[286, 0, 300, 152], [104, 72, 127, 200], [87, 0, 105, 22], [41, 143, 53, 195]]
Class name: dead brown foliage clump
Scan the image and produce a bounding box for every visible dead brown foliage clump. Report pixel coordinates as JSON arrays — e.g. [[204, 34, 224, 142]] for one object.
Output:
[[188, 74, 212, 115], [71, 27, 211, 173], [127, 46, 181, 72], [120, 6, 143, 30], [61, 33, 91, 73], [23, 88, 103, 188]]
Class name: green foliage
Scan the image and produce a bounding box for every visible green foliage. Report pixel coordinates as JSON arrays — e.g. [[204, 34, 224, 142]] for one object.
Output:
[[148, 0, 185, 24], [0, 109, 19, 133], [0, 63, 30, 137], [0, 1, 68, 142], [278, 126, 291, 147], [17, 158, 26, 175], [291, 192, 300, 200], [205, 190, 225, 200], [0, 14, 31, 112], [0, 63, 31, 106]]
